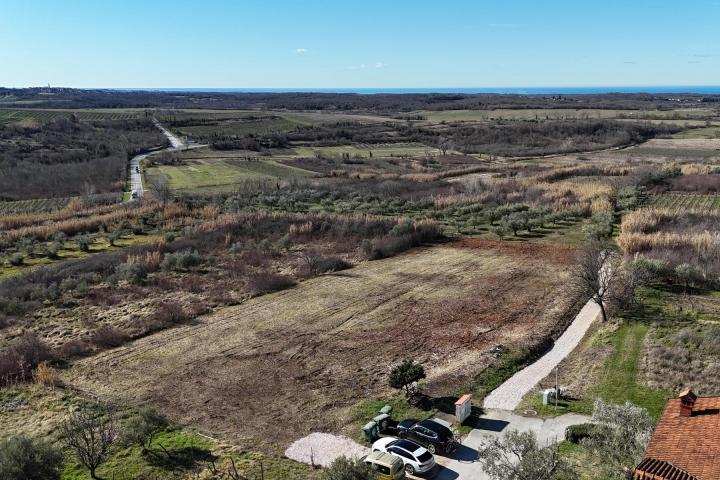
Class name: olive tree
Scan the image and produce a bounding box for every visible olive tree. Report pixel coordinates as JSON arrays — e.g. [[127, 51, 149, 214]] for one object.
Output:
[[389, 359, 426, 398], [479, 430, 575, 480], [582, 400, 654, 479], [0, 435, 64, 480], [121, 407, 169, 454], [320, 456, 373, 480]]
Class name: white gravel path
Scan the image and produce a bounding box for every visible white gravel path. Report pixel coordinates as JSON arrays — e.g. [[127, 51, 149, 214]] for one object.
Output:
[[285, 432, 370, 467], [482, 299, 602, 410]]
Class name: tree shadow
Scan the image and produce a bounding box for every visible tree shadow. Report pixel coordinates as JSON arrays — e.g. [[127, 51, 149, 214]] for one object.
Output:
[[145, 446, 216, 471]]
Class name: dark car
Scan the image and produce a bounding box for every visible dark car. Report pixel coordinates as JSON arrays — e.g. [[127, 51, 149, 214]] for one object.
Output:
[[396, 419, 458, 454]]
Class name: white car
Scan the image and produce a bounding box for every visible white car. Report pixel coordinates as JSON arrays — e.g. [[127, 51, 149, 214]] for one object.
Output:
[[372, 437, 436, 476]]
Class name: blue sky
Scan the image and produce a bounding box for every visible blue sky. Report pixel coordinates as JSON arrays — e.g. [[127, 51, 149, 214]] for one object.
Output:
[[1, 0, 719, 88]]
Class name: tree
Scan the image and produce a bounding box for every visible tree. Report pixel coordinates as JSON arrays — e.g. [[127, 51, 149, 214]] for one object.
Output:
[[582, 400, 654, 479], [61, 405, 117, 480], [0, 435, 64, 480], [121, 407, 169, 454], [389, 359, 426, 398], [479, 430, 575, 480], [148, 175, 173, 204], [569, 241, 620, 322], [320, 456, 373, 480]]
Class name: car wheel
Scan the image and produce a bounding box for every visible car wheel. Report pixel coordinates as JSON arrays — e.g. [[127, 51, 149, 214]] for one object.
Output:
[[397, 431, 406, 438], [405, 464, 416, 476], [427, 443, 436, 454]]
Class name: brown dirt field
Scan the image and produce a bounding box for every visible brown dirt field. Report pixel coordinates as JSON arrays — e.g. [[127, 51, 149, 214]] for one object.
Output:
[[66, 242, 574, 448]]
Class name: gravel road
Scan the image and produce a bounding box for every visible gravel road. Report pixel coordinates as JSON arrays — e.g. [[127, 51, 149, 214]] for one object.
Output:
[[482, 299, 602, 410]]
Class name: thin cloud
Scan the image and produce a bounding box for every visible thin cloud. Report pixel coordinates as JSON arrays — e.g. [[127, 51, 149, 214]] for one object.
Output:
[[294, 48, 308, 54], [622, 61, 637, 65], [488, 23, 519, 28], [346, 62, 386, 70]]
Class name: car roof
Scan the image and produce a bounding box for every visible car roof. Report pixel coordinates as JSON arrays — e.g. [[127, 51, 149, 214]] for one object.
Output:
[[390, 439, 426, 456], [418, 419, 452, 436], [367, 450, 403, 468]]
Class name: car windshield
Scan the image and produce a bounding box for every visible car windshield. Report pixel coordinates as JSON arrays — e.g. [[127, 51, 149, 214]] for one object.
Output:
[[418, 452, 433, 463]]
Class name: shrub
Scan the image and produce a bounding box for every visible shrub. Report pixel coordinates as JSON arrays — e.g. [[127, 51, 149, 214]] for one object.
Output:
[[565, 423, 596, 444], [163, 232, 176, 243], [0, 334, 54, 385], [75, 235, 92, 252], [0, 435, 64, 480], [153, 302, 187, 325], [121, 407, 169, 453], [33, 361, 61, 388], [160, 249, 203, 272], [90, 325, 129, 348], [57, 339, 91, 359], [247, 272, 296, 295], [320, 456, 373, 480], [8, 253, 24, 266], [114, 261, 149, 284]]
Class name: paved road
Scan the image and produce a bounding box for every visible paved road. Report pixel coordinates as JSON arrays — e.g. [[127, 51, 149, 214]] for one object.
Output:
[[431, 410, 591, 479], [482, 299, 602, 410], [126, 121, 184, 201]]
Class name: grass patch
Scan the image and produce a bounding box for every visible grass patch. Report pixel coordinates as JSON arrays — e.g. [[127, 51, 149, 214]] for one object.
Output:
[[349, 396, 435, 443], [149, 158, 314, 191], [61, 429, 214, 480]]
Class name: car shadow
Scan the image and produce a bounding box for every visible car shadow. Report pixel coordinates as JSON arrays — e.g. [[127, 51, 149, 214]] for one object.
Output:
[[472, 417, 510, 433], [424, 465, 460, 480], [444, 444, 479, 463]]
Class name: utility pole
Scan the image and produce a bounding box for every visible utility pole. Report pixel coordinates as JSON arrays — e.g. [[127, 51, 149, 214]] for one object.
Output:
[[555, 367, 559, 410]]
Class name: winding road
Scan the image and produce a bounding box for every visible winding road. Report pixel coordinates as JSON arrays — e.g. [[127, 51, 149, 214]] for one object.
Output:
[[126, 121, 185, 201]]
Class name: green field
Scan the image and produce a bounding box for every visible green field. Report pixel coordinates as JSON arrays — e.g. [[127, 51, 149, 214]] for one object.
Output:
[[647, 193, 720, 211], [292, 143, 438, 158], [0, 108, 145, 124], [176, 116, 303, 137], [415, 108, 717, 123], [148, 158, 315, 191]]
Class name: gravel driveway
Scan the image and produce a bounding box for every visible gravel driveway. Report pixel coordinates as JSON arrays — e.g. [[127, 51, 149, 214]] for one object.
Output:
[[483, 299, 602, 410]]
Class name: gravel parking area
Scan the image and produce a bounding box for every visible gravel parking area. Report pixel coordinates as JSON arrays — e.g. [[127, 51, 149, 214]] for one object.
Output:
[[285, 432, 369, 467]]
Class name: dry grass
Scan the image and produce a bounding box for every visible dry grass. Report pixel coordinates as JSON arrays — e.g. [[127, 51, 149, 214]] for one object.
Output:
[[66, 242, 574, 447]]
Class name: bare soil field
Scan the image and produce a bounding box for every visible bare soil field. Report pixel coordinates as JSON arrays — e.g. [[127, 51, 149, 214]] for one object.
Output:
[[66, 241, 573, 448]]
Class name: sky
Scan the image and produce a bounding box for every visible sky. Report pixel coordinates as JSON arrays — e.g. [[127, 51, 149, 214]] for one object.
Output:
[[1, 0, 719, 89]]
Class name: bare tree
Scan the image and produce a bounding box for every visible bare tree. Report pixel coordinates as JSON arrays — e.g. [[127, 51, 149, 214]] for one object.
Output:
[[437, 137, 452, 156], [569, 241, 620, 322], [61, 405, 117, 480], [147, 174, 173, 204]]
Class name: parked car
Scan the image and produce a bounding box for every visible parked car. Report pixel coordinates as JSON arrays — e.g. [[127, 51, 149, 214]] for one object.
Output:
[[396, 419, 458, 454], [363, 450, 406, 480], [372, 437, 436, 475]]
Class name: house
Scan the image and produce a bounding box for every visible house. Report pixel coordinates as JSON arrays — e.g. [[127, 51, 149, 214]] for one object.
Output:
[[632, 388, 720, 480]]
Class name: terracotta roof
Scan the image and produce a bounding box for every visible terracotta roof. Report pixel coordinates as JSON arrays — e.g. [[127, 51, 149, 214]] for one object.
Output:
[[640, 396, 720, 479], [633, 458, 698, 480]]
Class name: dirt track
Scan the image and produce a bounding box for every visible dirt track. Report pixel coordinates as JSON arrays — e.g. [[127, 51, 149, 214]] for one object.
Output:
[[67, 243, 572, 447]]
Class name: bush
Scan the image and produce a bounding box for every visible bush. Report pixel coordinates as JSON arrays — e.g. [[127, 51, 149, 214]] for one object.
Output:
[[565, 423, 596, 444], [0, 334, 54, 385], [0, 435, 64, 480], [8, 253, 24, 266], [75, 235, 92, 252], [114, 261, 149, 284], [152, 302, 187, 325], [57, 339, 91, 359], [320, 456, 373, 480], [247, 272, 296, 295], [90, 325, 129, 348], [160, 249, 203, 272]]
